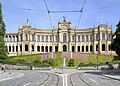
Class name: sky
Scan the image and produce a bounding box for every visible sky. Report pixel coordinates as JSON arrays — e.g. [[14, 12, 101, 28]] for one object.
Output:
[[1, 0, 120, 33]]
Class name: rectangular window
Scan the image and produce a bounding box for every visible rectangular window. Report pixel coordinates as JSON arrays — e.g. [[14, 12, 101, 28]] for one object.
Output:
[[37, 35, 40, 42], [32, 34, 35, 41], [86, 35, 88, 42], [96, 34, 98, 41], [46, 35, 48, 42], [82, 35, 84, 42], [90, 34, 92, 42], [56, 35, 58, 42], [107, 34, 111, 41], [50, 35, 52, 42], [78, 35, 80, 42], [72, 35, 75, 42], [42, 35, 44, 42]]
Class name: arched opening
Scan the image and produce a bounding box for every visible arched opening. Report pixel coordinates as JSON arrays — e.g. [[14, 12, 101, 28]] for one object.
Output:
[[12, 46, 14, 52], [108, 45, 111, 51], [63, 45, 67, 52], [16, 46, 18, 52], [82, 46, 84, 52], [86, 45, 88, 52], [90, 45, 92, 52], [45, 46, 48, 52], [55, 46, 58, 52], [20, 45, 22, 51], [32, 45, 34, 51], [77, 46, 80, 52], [96, 45, 98, 51], [41, 46, 44, 52], [9, 46, 11, 52], [49, 46, 52, 52], [72, 46, 75, 52], [37, 46, 40, 52], [102, 44, 105, 51], [25, 44, 28, 51]]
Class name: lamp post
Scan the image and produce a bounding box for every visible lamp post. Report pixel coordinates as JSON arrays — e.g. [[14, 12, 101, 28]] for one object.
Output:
[[96, 48, 99, 70]]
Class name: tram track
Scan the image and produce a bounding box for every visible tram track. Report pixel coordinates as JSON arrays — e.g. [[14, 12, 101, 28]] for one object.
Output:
[[39, 72, 60, 86]]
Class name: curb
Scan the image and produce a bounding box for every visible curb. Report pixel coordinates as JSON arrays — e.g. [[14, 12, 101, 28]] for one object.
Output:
[[102, 74, 120, 81]]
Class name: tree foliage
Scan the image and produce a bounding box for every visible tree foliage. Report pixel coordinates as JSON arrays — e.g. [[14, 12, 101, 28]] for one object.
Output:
[[68, 58, 75, 67], [111, 20, 120, 58], [0, 2, 7, 58]]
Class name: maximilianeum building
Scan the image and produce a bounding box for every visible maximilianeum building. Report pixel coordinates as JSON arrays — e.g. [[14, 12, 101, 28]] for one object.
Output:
[[5, 19, 113, 56]]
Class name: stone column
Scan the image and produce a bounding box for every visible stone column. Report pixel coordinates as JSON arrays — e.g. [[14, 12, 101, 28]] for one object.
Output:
[[7, 45, 9, 53], [88, 34, 90, 53], [93, 32, 96, 54], [14, 45, 16, 52]]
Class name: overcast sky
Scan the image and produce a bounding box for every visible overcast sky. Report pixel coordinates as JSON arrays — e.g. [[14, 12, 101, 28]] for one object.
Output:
[[1, 0, 120, 33]]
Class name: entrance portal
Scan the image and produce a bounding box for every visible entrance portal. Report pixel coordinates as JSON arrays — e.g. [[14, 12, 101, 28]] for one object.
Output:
[[63, 45, 67, 52]]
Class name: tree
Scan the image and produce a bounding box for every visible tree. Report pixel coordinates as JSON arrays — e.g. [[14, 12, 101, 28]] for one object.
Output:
[[111, 20, 120, 59], [0, 1, 7, 59], [68, 58, 75, 67]]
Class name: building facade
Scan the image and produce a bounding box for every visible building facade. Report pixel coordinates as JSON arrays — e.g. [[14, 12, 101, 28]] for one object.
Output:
[[5, 19, 112, 56]]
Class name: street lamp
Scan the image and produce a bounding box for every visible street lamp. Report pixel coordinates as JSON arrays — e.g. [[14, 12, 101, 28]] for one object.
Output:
[[96, 48, 99, 70]]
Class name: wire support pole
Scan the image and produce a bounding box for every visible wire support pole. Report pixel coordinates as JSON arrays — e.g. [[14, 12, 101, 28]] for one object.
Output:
[[77, 0, 87, 28], [43, 0, 53, 29]]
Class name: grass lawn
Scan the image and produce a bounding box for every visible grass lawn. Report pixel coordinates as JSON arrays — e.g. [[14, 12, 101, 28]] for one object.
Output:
[[0, 53, 118, 67]]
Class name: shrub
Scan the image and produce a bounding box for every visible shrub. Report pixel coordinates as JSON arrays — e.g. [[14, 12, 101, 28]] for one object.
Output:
[[68, 58, 75, 67]]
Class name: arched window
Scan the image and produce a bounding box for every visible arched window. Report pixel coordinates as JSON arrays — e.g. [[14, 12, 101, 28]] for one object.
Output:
[[102, 33, 105, 40], [25, 34, 28, 41], [63, 33, 67, 43]]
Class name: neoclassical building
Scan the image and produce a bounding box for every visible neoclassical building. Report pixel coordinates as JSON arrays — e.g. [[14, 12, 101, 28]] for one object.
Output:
[[5, 19, 112, 56]]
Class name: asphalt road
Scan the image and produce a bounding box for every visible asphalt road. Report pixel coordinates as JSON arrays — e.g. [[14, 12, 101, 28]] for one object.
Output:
[[68, 71, 120, 86], [0, 70, 120, 86], [0, 70, 62, 86]]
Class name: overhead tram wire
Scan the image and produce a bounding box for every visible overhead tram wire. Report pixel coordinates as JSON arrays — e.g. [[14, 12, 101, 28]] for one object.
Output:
[[77, 0, 87, 29], [43, 0, 53, 29], [50, 10, 81, 13]]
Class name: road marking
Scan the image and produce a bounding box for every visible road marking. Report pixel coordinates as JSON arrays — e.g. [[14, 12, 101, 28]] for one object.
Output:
[[89, 78, 96, 82], [65, 74, 68, 86], [61, 74, 68, 86], [62, 75, 64, 86], [23, 82, 31, 86]]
